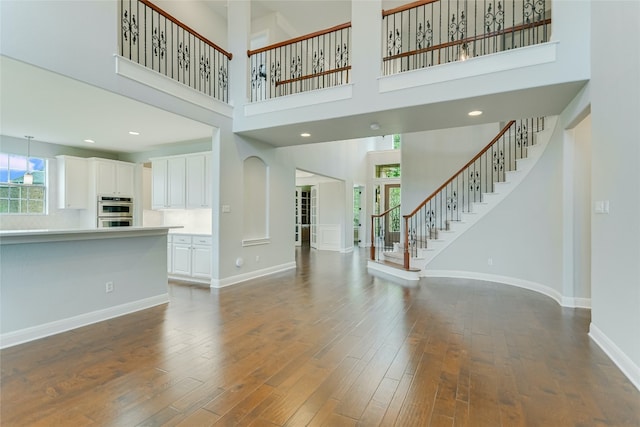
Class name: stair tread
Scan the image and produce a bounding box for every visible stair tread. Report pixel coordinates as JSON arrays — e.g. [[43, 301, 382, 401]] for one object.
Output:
[[371, 259, 421, 272]]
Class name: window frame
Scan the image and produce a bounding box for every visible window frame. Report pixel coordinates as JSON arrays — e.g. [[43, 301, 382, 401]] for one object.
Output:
[[0, 152, 48, 215]]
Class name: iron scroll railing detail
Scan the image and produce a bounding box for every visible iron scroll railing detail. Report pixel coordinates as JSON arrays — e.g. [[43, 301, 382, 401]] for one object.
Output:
[[370, 204, 402, 264], [247, 23, 352, 102], [397, 117, 545, 269], [118, 0, 232, 103], [382, 0, 551, 75]]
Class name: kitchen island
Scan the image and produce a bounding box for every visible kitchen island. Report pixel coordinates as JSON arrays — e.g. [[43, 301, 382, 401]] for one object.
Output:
[[0, 227, 176, 348]]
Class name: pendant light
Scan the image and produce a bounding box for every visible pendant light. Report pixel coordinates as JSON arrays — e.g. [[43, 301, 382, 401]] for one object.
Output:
[[23, 135, 34, 185]]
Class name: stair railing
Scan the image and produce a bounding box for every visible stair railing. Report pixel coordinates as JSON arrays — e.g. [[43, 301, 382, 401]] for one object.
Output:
[[400, 117, 545, 269], [247, 22, 352, 102], [118, 0, 232, 103], [370, 204, 401, 263], [382, 0, 551, 75]]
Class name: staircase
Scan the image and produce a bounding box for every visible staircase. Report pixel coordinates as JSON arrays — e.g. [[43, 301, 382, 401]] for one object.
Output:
[[368, 116, 557, 281]]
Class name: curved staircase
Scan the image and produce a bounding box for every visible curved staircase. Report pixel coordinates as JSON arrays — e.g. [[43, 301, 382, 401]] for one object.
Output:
[[368, 116, 558, 281]]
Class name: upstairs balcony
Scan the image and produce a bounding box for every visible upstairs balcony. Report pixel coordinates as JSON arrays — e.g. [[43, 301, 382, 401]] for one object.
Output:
[[246, 0, 552, 103], [40, 0, 583, 146]]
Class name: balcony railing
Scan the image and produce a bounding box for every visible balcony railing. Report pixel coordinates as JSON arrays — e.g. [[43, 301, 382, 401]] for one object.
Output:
[[247, 23, 352, 102], [118, 0, 232, 103], [382, 0, 551, 75]]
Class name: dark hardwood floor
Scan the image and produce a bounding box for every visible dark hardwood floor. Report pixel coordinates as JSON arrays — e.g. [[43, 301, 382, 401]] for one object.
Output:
[[1, 247, 639, 426]]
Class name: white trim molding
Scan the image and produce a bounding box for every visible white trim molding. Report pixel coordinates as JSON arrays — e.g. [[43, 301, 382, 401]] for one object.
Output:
[[211, 262, 296, 288], [115, 55, 233, 118], [0, 294, 169, 349], [243, 84, 353, 117], [422, 270, 591, 308], [589, 323, 640, 392], [422, 269, 582, 307], [379, 42, 558, 93]]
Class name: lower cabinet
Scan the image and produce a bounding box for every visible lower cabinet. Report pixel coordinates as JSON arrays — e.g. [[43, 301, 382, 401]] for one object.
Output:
[[169, 234, 212, 284]]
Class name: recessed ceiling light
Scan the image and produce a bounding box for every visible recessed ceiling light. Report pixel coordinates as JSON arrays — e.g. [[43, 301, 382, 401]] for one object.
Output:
[[370, 123, 380, 131], [83, 139, 95, 143], [128, 131, 140, 135], [300, 132, 311, 137], [468, 110, 483, 116]]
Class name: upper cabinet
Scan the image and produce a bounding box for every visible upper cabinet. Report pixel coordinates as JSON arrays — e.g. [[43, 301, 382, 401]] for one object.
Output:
[[186, 153, 212, 209], [151, 152, 211, 210], [93, 159, 135, 197], [151, 156, 186, 209], [56, 155, 88, 209]]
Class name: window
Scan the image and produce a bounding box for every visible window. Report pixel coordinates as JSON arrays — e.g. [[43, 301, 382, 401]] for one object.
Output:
[[0, 153, 46, 214], [392, 134, 401, 149], [375, 163, 401, 178]]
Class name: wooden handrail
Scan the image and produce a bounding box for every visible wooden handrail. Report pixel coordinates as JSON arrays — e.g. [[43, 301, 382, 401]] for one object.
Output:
[[404, 120, 516, 219], [372, 204, 401, 219], [139, 0, 232, 59], [384, 18, 551, 62], [382, 0, 440, 17], [275, 66, 351, 87], [247, 22, 351, 57]]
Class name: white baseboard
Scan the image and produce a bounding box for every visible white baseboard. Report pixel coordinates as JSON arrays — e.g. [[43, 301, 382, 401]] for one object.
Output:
[[589, 323, 640, 392], [422, 270, 568, 306], [0, 294, 170, 349], [561, 296, 592, 309], [211, 262, 296, 288]]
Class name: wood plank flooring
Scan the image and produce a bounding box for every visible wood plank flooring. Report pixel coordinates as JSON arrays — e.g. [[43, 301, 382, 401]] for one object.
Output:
[[1, 247, 639, 426]]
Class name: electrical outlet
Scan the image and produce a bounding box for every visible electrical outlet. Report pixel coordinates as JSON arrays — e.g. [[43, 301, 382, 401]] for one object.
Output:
[[487, 258, 493, 266], [105, 281, 114, 293], [256, 255, 260, 262]]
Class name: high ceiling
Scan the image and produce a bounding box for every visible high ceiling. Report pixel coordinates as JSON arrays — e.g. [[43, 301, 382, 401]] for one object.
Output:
[[0, 56, 214, 153], [1, 1, 585, 154]]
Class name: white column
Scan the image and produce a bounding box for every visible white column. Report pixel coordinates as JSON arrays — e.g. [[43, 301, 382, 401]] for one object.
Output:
[[351, 0, 383, 99], [227, 0, 251, 111]]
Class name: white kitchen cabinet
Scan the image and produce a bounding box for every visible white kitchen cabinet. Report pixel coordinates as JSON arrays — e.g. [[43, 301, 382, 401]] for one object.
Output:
[[191, 236, 212, 278], [171, 236, 192, 276], [168, 234, 212, 283], [151, 157, 186, 209], [94, 159, 135, 197], [56, 155, 88, 209], [186, 153, 211, 209]]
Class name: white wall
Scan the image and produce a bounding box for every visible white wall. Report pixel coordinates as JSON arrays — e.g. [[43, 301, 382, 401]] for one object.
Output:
[[401, 123, 500, 213], [572, 114, 592, 300], [153, 1, 228, 48], [426, 117, 565, 298], [589, 0, 640, 388]]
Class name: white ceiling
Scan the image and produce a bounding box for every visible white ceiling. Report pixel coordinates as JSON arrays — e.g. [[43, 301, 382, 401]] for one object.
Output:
[[0, 56, 214, 153]]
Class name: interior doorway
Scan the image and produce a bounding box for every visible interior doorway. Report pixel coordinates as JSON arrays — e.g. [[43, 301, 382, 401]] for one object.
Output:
[[295, 187, 311, 246], [295, 169, 345, 252]]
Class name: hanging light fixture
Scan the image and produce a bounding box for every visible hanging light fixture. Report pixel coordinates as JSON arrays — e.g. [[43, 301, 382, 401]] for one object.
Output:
[[459, 42, 470, 61], [23, 136, 34, 185]]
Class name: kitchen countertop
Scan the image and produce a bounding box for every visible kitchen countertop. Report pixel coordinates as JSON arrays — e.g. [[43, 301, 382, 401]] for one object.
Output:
[[0, 226, 182, 245]]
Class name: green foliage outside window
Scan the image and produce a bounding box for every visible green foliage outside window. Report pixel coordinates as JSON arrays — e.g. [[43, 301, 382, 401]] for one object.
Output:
[[376, 163, 401, 178], [393, 134, 401, 149], [0, 153, 46, 214]]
